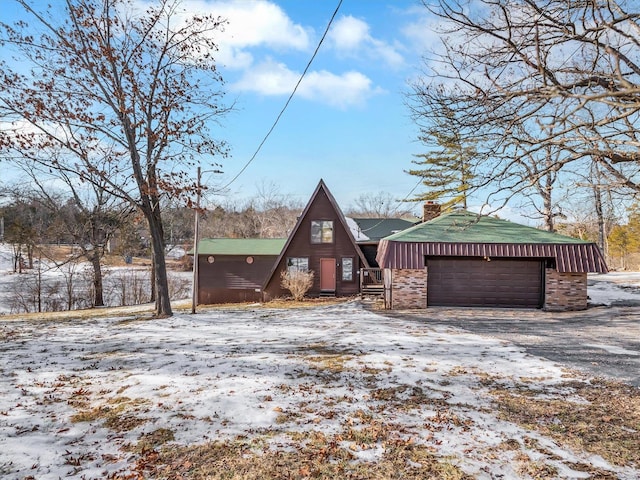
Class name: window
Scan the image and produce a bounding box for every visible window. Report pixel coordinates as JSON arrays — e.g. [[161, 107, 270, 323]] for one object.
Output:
[[287, 257, 309, 272], [311, 220, 334, 244], [341, 257, 354, 282]]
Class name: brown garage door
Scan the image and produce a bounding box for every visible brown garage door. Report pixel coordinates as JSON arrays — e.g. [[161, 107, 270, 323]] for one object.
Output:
[[426, 257, 543, 308]]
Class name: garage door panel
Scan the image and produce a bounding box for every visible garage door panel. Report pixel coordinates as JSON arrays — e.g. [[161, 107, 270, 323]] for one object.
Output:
[[427, 257, 543, 308]]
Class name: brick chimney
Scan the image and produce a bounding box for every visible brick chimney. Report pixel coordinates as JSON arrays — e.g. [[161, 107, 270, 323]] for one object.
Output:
[[422, 201, 441, 222]]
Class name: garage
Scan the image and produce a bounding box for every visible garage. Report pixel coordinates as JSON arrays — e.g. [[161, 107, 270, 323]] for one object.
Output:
[[376, 209, 609, 311], [426, 257, 544, 308]]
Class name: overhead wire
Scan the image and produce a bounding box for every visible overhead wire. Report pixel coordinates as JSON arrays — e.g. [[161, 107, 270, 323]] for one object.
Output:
[[219, 0, 343, 191], [356, 176, 424, 235], [215, 0, 424, 233]]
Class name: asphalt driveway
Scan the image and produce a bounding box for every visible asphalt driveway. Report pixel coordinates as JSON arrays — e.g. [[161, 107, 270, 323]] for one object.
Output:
[[387, 304, 640, 387]]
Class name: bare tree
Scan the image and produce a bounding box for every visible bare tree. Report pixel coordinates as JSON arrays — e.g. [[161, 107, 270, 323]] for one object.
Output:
[[409, 0, 640, 213], [0, 188, 50, 271], [346, 192, 416, 218], [253, 181, 302, 238], [0, 0, 229, 316], [513, 141, 566, 232], [198, 184, 302, 239], [25, 164, 132, 307]]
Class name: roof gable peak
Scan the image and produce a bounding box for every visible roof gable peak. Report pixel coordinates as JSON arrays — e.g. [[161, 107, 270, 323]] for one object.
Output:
[[262, 180, 370, 289]]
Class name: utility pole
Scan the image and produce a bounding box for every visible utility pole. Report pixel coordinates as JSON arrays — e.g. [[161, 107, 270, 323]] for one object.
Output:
[[191, 166, 201, 314]]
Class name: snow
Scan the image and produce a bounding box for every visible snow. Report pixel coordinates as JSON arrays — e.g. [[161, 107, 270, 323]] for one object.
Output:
[[345, 217, 371, 241], [1, 243, 640, 479], [0, 243, 191, 314], [0, 301, 638, 479], [0, 245, 14, 313], [588, 272, 640, 306]]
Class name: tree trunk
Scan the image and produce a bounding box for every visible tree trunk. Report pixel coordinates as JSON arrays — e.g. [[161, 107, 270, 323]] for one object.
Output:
[[150, 257, 156, 304], [592, 163, 606, 254], [144, 205, 172, 317], [542, 184, 554, 232], [91, 253, 104, 307], [36, 262, 42, 312], [594, 184, 605, 253]]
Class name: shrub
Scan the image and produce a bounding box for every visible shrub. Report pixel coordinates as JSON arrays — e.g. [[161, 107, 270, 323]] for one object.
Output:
[[280, 270, 314, 301]]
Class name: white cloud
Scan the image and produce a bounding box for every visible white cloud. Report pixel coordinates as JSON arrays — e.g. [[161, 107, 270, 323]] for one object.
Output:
[[211, 0, 311, 69], [142, 1, 388, 108], [232, 60, 383, 109], [330, 15, 370, 51], [400, 5, 447, 56], [146, 0, 312, 69], [232, 60, 297, 96], [328, 15, 404, 68]]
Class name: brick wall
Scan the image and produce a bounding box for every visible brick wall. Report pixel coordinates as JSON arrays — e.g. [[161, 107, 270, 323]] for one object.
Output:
[[422, 202, 442, 222], [544, 268, 587, 311], [389, 268, 427, 309]]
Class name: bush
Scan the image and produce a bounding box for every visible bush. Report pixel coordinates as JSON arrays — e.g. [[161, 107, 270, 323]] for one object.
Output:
[[280, 270, 314, 301]]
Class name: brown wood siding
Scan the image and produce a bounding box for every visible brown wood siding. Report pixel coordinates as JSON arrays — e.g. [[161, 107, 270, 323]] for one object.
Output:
[[198, 255, 277, 304], [427, 257, 544, 308], [264, 188, 362, 299]]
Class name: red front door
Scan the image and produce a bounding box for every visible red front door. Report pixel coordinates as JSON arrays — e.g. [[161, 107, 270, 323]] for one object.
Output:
[[320, 258, 336, 291]]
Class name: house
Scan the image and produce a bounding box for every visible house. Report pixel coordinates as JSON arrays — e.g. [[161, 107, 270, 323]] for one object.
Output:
[[346, 217, 418, 267], [195, 238, 286, 304], [262, 180, 369, 300], [376, 209, 608, 311]]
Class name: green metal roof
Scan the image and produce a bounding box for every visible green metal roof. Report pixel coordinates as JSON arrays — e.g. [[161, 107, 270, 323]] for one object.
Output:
[[383, 210, 589, 244], [196, 238, 286, 256]]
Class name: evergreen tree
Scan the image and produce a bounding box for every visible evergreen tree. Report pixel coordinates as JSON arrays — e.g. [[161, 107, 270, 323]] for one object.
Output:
[[407, 122, 476, 211]]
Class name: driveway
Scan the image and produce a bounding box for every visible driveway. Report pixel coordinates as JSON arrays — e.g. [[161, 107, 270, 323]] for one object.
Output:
[[386, 304, 640, 387]]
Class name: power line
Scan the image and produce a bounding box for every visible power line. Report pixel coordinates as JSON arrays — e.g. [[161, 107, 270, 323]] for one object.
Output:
[[220, 0, 343, 191], [356, 177, 425, 234]]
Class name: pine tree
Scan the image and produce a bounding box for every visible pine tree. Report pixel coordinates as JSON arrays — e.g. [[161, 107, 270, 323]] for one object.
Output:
[[407, 126, 476, 211]]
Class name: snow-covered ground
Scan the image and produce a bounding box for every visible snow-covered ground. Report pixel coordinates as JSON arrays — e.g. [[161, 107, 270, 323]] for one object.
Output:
[[0, 245, 15, 313], [1, 302, 639, 479], [588, 272, 640, 306], [1, 243, 639, 479], [0, 244, 191, 314]]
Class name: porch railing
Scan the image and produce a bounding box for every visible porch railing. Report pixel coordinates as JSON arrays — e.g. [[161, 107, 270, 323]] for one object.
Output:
[[360, 268, 383, 294]]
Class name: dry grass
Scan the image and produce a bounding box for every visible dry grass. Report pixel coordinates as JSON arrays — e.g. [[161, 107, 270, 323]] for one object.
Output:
[[128, 428, 176, 454], [302, 342, 357, 376], [261, 297, 353, 309], [0, 296, 352, 322], [490, 378, 640, 468], [71, 396, 150, 432], [129, 429, 472, 480], [512, 451, 559, 479]]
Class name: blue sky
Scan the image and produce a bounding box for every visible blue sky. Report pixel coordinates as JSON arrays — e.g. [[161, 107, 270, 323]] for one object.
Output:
[[1, 0, 495, 217], [192, 0, 437, 213]]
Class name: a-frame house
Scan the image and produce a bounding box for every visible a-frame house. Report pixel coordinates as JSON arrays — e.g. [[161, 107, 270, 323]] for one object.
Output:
[[262, 179, 369, 300]]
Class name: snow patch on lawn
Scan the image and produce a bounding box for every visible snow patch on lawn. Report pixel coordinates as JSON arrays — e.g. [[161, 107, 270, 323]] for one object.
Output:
[[1, 302, 638, 479], [589, 272, 640, 306]]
